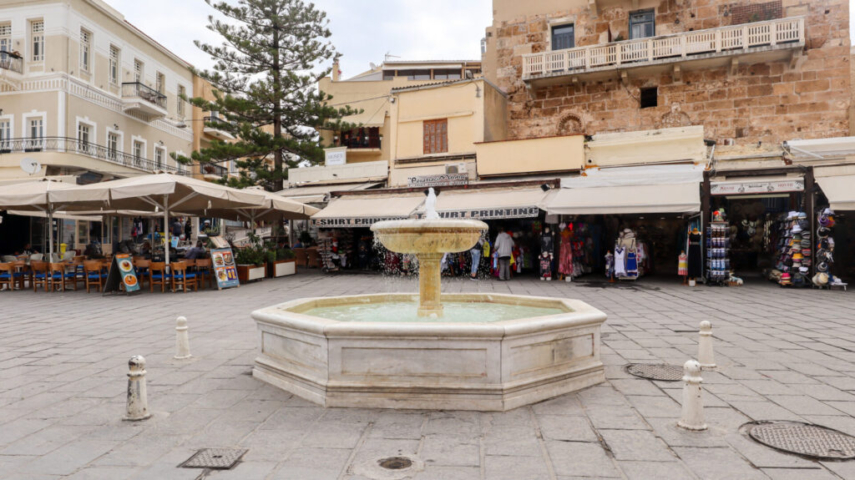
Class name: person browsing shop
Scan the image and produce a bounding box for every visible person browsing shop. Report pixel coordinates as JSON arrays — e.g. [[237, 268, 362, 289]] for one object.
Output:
[[494, 228, 515, 281]]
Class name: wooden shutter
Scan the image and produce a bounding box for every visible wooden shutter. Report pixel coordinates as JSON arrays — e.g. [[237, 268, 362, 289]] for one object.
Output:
[[423, 119, 448, 154]]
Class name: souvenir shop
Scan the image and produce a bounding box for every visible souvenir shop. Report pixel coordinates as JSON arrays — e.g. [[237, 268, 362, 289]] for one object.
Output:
[[705, 169, 828, 287], [813, 171, 854, 288], [543, 165, 706, 283]]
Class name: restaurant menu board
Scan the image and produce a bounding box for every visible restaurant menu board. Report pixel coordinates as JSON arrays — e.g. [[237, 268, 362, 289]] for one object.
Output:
[[211, 248, 240, 290], [103, 253, 141, 295]]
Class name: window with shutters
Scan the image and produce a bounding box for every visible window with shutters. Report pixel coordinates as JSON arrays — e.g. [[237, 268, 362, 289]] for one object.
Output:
[[133, 140, 143, 167], [80, 29, 91, 72], [0, 120, 10, 152], [108, 132, 119, 161], [423, 119, 448, 154], [177, 85, 186, 117], [629, 10, 655, 40], [0, 24, 10, 57], [109, 46, 119, 84], [156, 72, 165, 93], [155, 146, 165, 171], [551, 24, 575, 51], [134, 59, 143, 83], [31, 21, 44, 62], [77, 123, 91, 153]]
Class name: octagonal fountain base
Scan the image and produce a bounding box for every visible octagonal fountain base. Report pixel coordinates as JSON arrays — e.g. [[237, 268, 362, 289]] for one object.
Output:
[[252, 293, 606, 411]]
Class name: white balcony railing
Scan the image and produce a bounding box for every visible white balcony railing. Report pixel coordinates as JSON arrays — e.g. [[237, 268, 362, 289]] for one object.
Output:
[[523, 17, 804, 79]]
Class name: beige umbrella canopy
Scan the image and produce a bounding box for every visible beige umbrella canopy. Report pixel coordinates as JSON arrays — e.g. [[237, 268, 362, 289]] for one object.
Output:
[[0, 179, 82, 256], [204, 186, 320, 224], [48, 173, 268, 265]]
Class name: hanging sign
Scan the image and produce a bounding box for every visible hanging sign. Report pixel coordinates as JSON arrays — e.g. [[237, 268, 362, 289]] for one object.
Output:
[[103, 253, 141, 295], [711, 179, 804, 196], [325, 147, 347, 166], [211, 248, 240, 289], [407, 173, 469, 188]]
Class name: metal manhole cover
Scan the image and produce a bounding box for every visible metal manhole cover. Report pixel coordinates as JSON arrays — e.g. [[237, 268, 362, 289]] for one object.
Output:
[[747, 421, 855, 460], [625, 363, 683, 381], [181, 448, 248, 469]]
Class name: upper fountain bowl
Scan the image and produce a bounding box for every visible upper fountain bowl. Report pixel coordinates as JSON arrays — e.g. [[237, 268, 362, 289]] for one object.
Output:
[[371, 219, 488, 254]]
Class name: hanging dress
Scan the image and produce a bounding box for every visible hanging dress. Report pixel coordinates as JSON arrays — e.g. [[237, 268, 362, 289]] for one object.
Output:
[[559, 229, 574, 276], [688, 232, 703, 277], [614, 247, 627, 277], [678, 253, 688, 276]]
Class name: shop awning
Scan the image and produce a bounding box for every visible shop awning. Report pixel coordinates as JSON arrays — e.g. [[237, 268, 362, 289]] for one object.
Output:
[[311, 194, 425, 228], [710, 176, 804, 196], [278, 182, 383, 204], [545, 165, 703, 215], [419, 187, 553, 220], [816, 176, 855, 211]]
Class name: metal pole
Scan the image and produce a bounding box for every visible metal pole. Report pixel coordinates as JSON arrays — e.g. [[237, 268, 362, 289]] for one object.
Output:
[[163, 195, 170, 269], [48, 208, 54, 260]]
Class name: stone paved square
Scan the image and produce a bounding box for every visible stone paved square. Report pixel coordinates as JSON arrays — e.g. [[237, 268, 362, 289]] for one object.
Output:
[[1, 271, 855, 479]]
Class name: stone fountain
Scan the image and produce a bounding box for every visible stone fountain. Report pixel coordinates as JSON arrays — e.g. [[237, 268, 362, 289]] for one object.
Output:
[[252, 189, 606, 411]]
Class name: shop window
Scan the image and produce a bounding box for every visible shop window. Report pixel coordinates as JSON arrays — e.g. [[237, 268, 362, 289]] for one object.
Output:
[[423, 119, 448, 154], [629, 10, 655, 40], [551, 24, 575, 51], [640, 87, 658, 109]]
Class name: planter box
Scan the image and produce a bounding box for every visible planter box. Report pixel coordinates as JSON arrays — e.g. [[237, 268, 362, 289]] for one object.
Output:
[[267, 259, 296, 278], [237, 264, 266, 284]]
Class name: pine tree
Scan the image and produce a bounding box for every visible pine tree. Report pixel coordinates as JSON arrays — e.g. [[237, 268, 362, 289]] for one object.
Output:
[[178, 0, 359, 191]]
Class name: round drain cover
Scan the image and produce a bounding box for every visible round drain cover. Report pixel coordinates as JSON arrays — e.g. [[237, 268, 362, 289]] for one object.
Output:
[[747, 421, 855, 460], [379, 457, 413, 470], [625, 363, 683, 382]]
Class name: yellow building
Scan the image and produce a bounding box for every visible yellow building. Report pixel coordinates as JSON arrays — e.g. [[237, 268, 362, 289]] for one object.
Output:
[[190, 75, 241, 182], [0, 0, 194, 184]]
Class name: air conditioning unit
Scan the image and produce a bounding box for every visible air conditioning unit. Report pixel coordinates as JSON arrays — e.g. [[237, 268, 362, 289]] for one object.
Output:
[[446, 163, 467, 174]]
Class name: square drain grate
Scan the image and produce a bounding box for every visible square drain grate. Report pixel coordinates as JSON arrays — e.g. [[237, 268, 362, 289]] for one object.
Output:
[[181, 448, 247, 470]]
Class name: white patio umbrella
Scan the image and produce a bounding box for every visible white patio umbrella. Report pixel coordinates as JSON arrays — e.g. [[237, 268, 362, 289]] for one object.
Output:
[[0, 179, 81, 258], [203, 186, 321, 231], [48, 173, 267, 266]]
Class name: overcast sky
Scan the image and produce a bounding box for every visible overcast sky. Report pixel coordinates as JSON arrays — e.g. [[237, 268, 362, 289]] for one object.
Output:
[[107, 0, 855, 80], [105, 0, 492, 79]]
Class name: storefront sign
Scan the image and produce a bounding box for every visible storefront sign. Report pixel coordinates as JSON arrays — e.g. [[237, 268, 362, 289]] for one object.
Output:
[[419, 206, 541, 220], [312, 217, 404, 228], [711, 179, 804, 196], [211, 248, 240, 289], [407, 173, 469, 188], [325, 147, 347, 166]]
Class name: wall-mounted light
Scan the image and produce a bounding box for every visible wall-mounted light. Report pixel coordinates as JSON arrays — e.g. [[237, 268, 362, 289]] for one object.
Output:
[[113, 124, 119, 130], [158, 140, 164, 146]]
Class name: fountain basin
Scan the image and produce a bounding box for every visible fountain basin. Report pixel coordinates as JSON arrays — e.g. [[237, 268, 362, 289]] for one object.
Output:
[[252, 293, 606, 411], [371, 219, 488, 254]]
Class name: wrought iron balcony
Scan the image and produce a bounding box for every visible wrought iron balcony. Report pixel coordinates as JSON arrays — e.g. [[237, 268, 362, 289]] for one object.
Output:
[[121, 82, 167, 119], [0, 137, 189, 175], [0, 51, 23, 74], [201, 163, 227, 179], [523, 17, 804, 83]]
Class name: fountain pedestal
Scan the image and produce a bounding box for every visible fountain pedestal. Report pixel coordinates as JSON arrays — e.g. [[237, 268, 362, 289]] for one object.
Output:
[[417, 253, 443, 317]]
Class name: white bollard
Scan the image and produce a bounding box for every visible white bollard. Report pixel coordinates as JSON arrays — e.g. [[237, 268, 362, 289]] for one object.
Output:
[[174, 316, 192, 360], [698, 321, 716, 369], [677, 360, 707, 431], [124, 355, 151, 421]]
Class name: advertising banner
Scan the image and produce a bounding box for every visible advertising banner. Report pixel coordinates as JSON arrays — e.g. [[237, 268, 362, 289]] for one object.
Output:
[[211, 248, 240, 290]]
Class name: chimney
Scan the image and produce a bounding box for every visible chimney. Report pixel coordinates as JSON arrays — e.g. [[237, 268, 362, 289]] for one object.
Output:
[[332, 60, 341, 82]]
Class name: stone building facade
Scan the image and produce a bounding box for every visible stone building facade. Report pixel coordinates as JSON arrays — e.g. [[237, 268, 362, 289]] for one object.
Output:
[[483, 0, 850, 146]]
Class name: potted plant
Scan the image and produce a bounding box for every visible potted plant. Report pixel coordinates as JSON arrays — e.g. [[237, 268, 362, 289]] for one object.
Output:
[[235, 245, 266, 283], [268, 247, 297, 278]]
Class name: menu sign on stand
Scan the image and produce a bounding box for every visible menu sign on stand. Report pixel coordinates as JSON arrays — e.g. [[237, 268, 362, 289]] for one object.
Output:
[[211, 248, 240, 290], [103, 253, 141, 295]]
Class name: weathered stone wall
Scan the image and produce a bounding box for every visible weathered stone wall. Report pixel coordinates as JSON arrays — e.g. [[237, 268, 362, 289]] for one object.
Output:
[[490, 0, 850, 146]]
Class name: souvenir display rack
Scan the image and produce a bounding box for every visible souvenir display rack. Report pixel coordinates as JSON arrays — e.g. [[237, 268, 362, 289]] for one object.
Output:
[[706, 221, 730, 285]]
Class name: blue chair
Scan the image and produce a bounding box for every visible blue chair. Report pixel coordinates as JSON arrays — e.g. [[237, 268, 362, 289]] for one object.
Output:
[[48, 262, 76, 291], [83, 260, 108, 293], [170, 261, 197, 293], [0, 263, 18, 291]]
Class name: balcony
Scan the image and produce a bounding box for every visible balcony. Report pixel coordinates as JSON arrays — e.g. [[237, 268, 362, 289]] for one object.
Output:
[[203, 116, 235, 140], [0, 137, 189, 176], [523, 17, 804, 87], [121, 82, 167, 120], [200, 163, 227, 180], [0, 52, 23, 91]]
